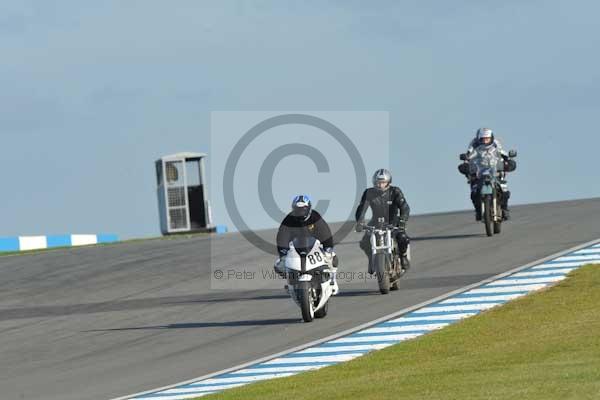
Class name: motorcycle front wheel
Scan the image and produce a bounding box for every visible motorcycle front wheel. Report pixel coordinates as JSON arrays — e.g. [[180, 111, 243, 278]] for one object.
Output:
[[494, 195, 502, 234], [483, 195, 493, 237], [494, 219, 502, 234], [296, 282, 315, 322], [390, 251, 401, 291], [374, 253, 390, 294]]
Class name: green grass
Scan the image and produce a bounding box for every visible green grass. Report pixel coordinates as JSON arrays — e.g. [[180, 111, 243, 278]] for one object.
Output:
[[201, 264, 600, 400]]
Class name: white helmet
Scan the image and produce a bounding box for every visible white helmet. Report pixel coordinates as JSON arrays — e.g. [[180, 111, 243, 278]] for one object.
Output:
[[476, 127, 495, 148], [372, 169, 392, 191]]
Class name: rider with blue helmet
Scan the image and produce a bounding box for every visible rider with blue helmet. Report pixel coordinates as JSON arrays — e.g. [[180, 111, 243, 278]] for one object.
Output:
[[274, 194, 339, 294]]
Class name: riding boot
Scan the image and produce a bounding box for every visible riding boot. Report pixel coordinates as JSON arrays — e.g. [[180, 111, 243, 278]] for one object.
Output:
[[273, 256, 286, 278], [471, 191, 481, 221], [330, 267, 339, 295], [501, 190, 511, 221], [400, 254, 410, 270]]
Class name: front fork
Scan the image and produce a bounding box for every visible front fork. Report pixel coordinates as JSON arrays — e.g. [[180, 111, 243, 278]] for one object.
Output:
[[370, 231, 394, 272], [480, 193, 499, 222], [288, 280, 314, 307], [370, 231, 393, 256]]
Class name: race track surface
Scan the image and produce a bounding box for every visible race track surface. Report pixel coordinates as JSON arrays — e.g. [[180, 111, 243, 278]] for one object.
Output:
[[1, 198, 599, 400]]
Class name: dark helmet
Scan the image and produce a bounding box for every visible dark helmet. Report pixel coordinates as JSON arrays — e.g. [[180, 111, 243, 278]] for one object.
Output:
[[291, 194, 312, 221], [372, 169, 392, 191]]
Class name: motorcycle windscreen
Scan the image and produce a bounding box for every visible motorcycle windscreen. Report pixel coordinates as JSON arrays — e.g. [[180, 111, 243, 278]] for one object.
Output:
[[481, 184, 494, 195], [291, 235, 318, 256]]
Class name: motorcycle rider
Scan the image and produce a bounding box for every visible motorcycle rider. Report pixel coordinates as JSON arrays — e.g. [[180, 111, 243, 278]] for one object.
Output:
[[274, 194, 339, 295], [355, 169, 411, 274], [458, 127, 517, 220]]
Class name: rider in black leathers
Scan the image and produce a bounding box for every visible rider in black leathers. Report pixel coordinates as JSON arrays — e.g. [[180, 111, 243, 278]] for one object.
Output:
[[355, 169, 411, 274], [274, 194, 339, 294], [276, 196, 334, 256]]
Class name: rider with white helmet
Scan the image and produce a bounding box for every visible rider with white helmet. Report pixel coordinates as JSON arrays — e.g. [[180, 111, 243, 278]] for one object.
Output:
[[468, 128, 505, 155], [355, 169, 411, 274], [459, 128, 517, 220]]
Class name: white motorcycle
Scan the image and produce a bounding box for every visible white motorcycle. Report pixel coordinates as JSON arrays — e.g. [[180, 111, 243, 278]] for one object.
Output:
[[361, 217, 411, 294], [282, 235, 336, 323]]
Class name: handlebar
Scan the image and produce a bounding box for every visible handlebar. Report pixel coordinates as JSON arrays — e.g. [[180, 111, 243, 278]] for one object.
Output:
[[359, 223, 404, 232]]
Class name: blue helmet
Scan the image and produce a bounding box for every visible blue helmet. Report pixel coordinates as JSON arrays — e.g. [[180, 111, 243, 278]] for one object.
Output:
[[291, 194, 312, 221]]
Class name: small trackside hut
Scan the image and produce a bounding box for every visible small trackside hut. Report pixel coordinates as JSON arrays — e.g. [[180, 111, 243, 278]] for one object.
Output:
[[155, 152, 216, 235]]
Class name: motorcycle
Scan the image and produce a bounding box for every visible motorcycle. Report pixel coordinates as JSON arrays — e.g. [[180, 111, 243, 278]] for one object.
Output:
[[460, 148, 517, 237], [283, 235, 336, 322], [360, 217, 410, 294]]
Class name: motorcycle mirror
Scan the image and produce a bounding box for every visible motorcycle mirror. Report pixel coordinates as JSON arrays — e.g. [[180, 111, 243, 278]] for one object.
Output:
[[508, 150, 517, 158], [459, 153, 467, 161]]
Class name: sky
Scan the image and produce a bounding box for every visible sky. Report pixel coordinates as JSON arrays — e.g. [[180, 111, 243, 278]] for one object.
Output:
[[1, 1, 599, 239]]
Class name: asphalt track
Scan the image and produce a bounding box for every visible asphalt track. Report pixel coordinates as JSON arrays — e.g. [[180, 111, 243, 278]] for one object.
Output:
[[1, 198, 600, 400]]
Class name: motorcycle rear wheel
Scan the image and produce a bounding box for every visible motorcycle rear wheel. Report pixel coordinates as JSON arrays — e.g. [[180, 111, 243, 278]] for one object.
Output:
[[315, 299, 328, 318]]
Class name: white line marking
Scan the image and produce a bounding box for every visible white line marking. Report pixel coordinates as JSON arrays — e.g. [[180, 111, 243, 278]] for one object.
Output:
[[156, 383, 246, 394], [196, 373, 296, 385], [232, 365, 328, 374], [486, 276, 565, 286], [468, 284, 549, 294], [360, 323, 449, 334], [71, 234, 98, 246], [18, 236, 47, 251], [573, 248, 600, 255], [440, 294, 525, 303], [263, 354, 362, 364], [332, 333, 425, 343], [512, 268, 574, 277], [137, 393, 217, 400], [553, 255, 600, 262], [413, 303, 499, 313], [299, 344, 392, 353], [532, 261, 590, 269], [388, 313, 477, 322]]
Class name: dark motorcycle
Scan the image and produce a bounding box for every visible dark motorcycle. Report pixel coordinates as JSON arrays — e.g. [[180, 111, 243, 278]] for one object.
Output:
[[460, 149, 517, 236]]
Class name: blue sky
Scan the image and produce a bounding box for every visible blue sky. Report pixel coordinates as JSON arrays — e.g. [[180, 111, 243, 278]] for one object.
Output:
[[1, 1, 599, 238]]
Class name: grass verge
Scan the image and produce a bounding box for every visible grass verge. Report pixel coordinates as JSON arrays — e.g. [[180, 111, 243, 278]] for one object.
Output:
[[202, 264, 600, 400]]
